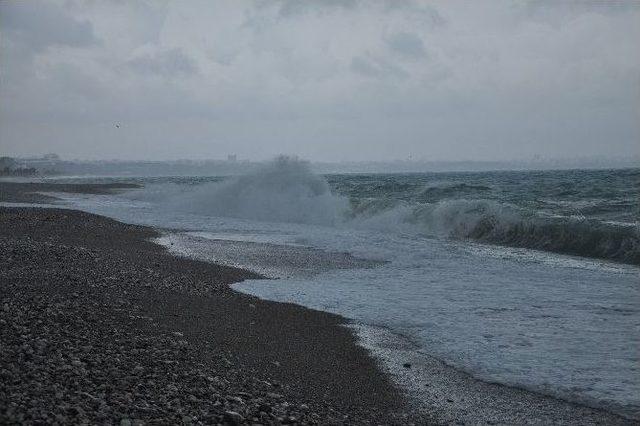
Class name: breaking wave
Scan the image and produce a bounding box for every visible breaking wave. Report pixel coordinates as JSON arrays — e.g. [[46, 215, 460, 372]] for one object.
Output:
[[417, 201, 638, 265], [171, 156, 349, 226], [350, 198, 639, 264], [170, 157, 640, 265]]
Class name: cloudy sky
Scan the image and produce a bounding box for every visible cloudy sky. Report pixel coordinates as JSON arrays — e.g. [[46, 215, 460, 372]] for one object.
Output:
[[1, 0, 638, 162]]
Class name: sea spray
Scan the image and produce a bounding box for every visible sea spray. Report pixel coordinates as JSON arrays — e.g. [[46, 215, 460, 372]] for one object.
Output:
[[170, 156, 350, 226], [155, 160, 639, 264]]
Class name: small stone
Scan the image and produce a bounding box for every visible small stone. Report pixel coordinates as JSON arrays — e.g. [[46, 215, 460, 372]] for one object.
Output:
[[223, 410, 243, 425], [227, 396, 244, 405], [403, 363, 412, 368], [258, 404, 272, 413], [266, 392, 283, 399]]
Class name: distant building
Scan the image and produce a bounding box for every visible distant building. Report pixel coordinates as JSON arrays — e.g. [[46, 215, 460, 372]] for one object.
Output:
[[22, 154, 60, 168], [227, 154, 237, 162], [0, 156, 38, 176], [43, 153, 60, 161], [0, 156, 16, 169], [3, 154, 62, 176]]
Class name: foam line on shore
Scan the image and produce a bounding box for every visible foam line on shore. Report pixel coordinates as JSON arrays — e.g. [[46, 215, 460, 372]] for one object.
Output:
[[349, 323, 634, 425]]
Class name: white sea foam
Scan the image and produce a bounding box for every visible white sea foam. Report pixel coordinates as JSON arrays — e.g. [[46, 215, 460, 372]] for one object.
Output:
[[40, 163, 640, 419], [131, 158, 638, 264], [167, 156, 349, 226]]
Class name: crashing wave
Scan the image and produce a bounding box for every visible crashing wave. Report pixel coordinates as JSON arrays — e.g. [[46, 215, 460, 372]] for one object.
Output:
[[421, 200, 639, 265], [348, 198, 639, 265], [170, 156, 349, 226], [168, 157, 640, 265]]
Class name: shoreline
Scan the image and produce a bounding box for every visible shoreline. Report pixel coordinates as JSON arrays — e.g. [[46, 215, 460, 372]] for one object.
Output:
[[159, 229, 638, 422], [0, 204, 409, 424], [349, 323, 635, 425], [0, 182, 636, 424]]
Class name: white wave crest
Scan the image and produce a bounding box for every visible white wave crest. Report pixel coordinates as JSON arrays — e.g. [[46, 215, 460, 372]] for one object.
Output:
[[171, 156, 349, 226], [156, 156, 638, 264]]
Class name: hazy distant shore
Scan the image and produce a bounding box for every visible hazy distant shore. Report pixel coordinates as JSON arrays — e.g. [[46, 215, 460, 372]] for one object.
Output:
[[0, 181, 141, 204], [0, 182, 635, 425], [3, 154, 640, 180]]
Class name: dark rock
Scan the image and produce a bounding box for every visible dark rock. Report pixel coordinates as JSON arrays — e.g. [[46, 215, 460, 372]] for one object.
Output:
[[223, 410, 244, 424], [258, 403, 272, 413]]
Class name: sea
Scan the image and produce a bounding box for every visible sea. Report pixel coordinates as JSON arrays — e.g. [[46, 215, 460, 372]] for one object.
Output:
[[28, 159, 640, 419]]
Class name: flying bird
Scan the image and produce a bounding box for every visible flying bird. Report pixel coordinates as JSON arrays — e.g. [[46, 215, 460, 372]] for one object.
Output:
[[115, 124, 120, 128]]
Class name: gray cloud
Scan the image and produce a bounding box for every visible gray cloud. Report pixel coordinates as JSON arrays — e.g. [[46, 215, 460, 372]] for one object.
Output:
[[0, 0, 638, 162], [278, 0, 357, 18], [0, 1, 99, 52], [127, 48, 198, 77], [385, 32, 427, 58], [350, 55, 409, 79], [382, 0, 445, 28]]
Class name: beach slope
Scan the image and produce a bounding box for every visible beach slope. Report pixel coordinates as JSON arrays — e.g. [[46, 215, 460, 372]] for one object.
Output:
[[0, 205, 406, 424]]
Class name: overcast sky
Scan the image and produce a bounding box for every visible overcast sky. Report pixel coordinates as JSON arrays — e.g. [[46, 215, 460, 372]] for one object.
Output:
[[1, 0, 638, 162]]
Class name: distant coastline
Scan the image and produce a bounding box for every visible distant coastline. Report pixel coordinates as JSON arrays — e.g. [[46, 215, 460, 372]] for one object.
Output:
[[2, 153, 639, 178]]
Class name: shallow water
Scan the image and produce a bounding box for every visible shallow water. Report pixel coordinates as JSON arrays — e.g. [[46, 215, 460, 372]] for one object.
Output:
[[37, 164, 640, 419]]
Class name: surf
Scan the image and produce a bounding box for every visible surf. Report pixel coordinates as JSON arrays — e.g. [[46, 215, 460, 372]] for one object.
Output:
[[162, 158, 640, 265]]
